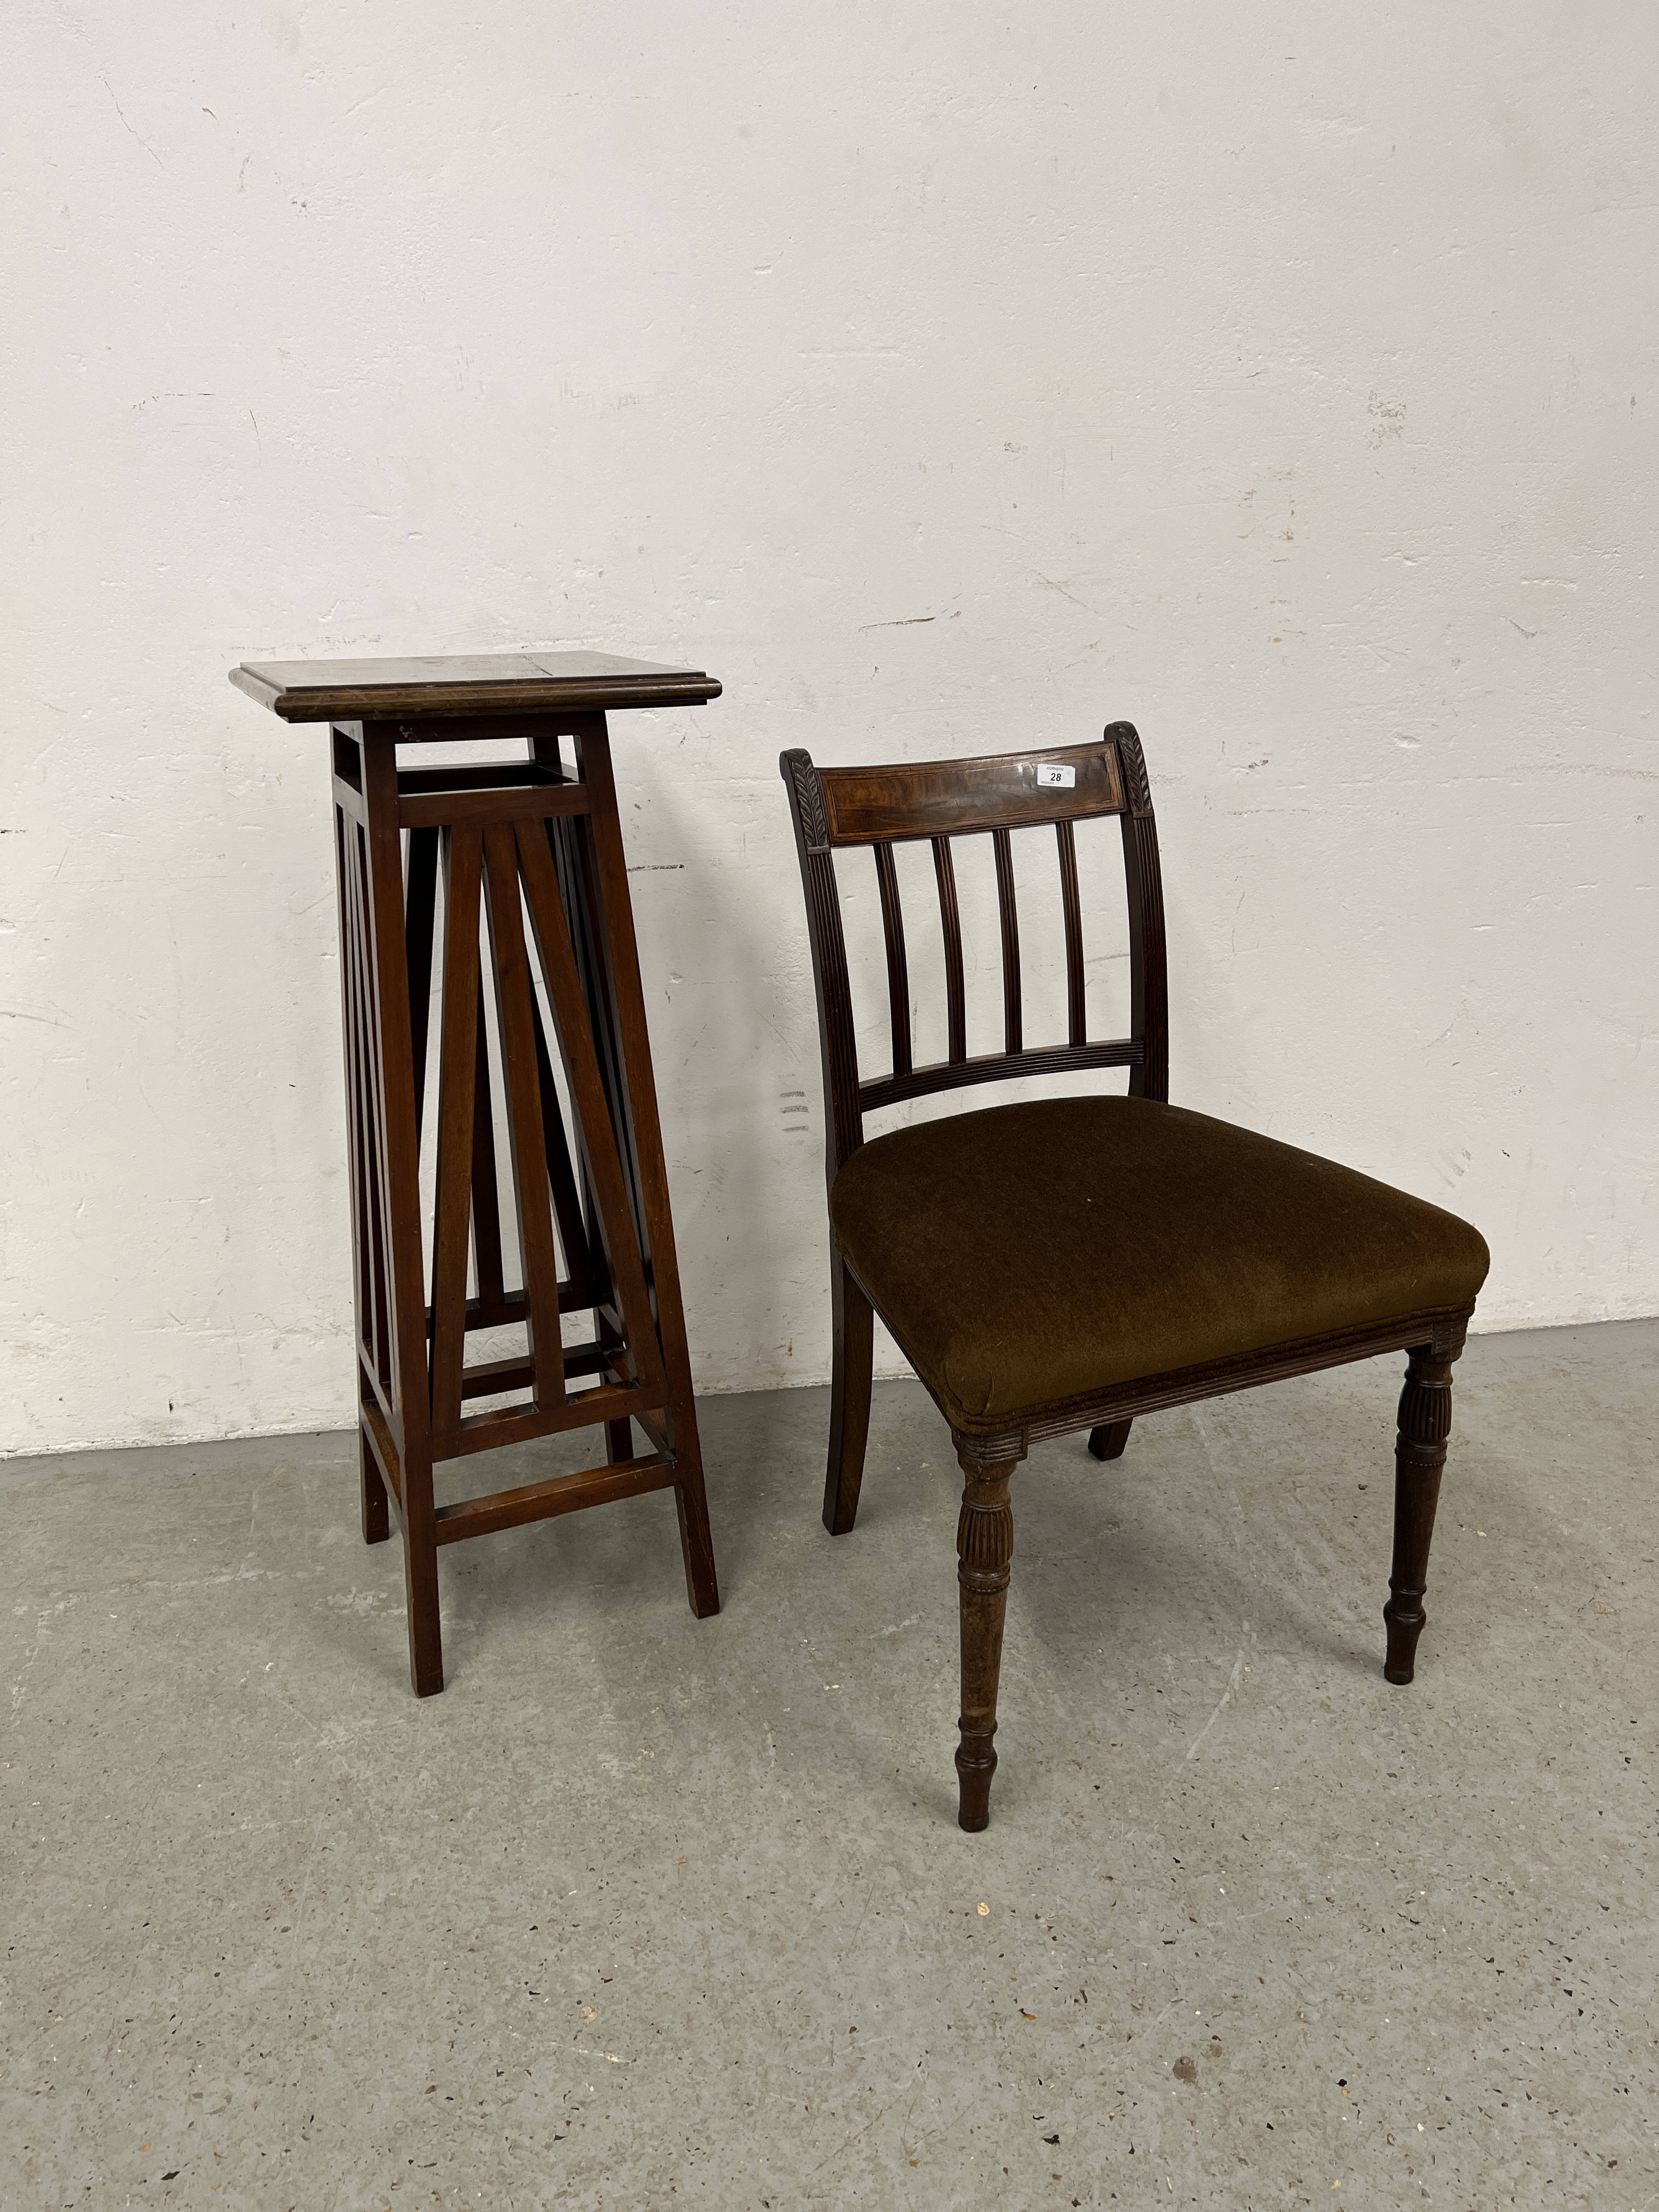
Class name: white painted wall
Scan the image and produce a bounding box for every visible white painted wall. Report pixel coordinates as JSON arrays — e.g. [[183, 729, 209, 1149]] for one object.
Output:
[[5, 3, 1655, 1454]]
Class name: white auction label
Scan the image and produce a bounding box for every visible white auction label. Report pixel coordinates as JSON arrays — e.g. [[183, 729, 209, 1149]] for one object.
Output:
[[1035, 763, 1076, 789]]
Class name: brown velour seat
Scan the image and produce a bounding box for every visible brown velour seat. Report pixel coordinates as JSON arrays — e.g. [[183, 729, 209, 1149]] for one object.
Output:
[[781, 725, 1489, 1832]]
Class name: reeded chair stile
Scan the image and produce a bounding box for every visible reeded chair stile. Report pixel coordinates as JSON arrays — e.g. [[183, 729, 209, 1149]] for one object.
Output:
[[782, 726, 1488, 1831]]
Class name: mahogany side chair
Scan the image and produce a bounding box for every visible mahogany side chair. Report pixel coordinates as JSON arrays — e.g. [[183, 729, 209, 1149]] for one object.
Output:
[[780, 725, 1489, 1831]]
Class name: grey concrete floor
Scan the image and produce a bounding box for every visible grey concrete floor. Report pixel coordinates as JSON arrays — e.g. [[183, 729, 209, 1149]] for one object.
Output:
[[3, 1322, 1655, 2211]]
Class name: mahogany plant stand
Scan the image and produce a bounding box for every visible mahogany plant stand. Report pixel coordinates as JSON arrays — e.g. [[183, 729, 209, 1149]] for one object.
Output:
[[230, 652, 723, 1692]]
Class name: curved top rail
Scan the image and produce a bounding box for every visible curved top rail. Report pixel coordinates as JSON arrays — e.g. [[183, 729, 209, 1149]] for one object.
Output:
[[816, 739, 1123, 847]]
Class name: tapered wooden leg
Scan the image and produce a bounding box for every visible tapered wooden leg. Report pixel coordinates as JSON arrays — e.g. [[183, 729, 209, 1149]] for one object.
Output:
[[359, 1423, 391, 1544], [400, 1448, 444, 1697], [954, 1438, 1023, 1831], [823, 1259, 875, 1535], [1088, 1419, 1132, 1462], [669, 1408, 721, 1619], [1383, 1347, 1456, 1685]]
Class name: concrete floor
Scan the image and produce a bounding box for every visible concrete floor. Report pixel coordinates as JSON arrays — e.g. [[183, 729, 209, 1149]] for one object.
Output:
[[2, 1321, 1654, 2211]]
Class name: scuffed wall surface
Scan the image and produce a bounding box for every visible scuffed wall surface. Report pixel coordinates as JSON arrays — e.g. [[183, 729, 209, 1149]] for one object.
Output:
[[4, 3, 1655, 1452]]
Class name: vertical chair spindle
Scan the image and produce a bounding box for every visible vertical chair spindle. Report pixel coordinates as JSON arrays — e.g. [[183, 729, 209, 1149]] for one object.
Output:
[[933, 836, 967, 1064], [992, 826, 1022, 1056], [873, 843, 912, 1079], [1056, 819, 1086, 1047]]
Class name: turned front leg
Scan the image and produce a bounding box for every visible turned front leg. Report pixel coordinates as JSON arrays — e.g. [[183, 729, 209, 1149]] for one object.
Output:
[[1384, 1347, 1457, 1685], [955, 1441, 1023, 1831]]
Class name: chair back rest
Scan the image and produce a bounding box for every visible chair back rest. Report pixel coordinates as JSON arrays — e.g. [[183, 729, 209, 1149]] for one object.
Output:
[[781, 723, 1167, 1182]]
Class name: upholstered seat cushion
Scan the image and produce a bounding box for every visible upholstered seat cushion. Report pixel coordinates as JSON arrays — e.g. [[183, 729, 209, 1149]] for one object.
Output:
[[830, 1096, 1489, 1436]]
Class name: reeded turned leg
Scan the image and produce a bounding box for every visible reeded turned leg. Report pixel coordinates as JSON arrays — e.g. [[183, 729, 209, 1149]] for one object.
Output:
[[954, 1437, 1023, 1831], [1384, 1346, 1457, 1685], [1088, 1419, 1132, 1462], [822, 1259, 874, 1535]]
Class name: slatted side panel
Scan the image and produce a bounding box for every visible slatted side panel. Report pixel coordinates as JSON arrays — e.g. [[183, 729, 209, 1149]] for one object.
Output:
[[415, 798, 672, 1462]]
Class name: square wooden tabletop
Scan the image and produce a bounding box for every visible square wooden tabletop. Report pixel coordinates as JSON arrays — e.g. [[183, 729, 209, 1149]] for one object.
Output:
[[229, 651, 720, 721]]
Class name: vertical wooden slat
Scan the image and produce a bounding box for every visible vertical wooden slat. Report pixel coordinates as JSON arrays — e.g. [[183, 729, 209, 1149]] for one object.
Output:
[[404, 826, 439, 1147], [1056, 819, 1087, 1046], [528, 985, 600, 1300], [872, 843, 912, 1079], [991, 827, 1022, 1056], [348, 822, 392, 1387], [334, 808, 376, 1382], [562, 808, 651, 1295], [532, 725, 645, 1324], [428, 830, 483, 1453], [469, 992, 506, 1309], [481, 825, 567, 1412], [933, 835, 967, 1064], [515, 815, 665, 1392]]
